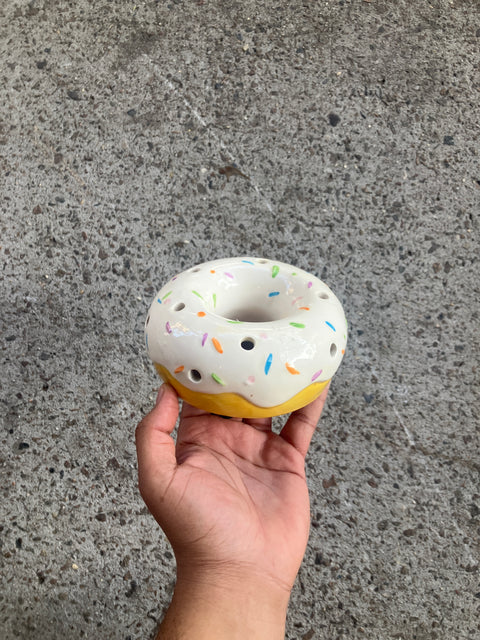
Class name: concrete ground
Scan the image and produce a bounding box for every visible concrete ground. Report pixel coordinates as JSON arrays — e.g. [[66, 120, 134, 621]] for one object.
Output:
[[1, 0, 479, 638]]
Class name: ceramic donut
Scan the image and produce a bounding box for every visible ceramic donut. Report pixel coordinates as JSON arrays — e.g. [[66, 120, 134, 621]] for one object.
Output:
[[145, 257, 347, 418]]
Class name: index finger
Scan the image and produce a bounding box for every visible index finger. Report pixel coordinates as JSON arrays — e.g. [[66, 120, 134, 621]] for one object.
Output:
[[279, 383, 330, 457]]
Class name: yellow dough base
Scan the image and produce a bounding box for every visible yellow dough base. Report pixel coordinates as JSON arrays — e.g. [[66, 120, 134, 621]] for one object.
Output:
[[154, 363, 330, 418]]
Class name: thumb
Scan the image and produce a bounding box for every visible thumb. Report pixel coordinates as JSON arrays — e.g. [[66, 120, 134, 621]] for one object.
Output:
[[135, 384, 179, 507]]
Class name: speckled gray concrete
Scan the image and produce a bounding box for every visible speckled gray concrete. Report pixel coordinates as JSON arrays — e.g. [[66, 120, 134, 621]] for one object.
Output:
[[1, 1, 479, 638]]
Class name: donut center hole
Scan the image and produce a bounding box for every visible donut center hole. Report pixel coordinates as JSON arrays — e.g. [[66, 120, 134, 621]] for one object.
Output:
[[223, 306, 279, 322]]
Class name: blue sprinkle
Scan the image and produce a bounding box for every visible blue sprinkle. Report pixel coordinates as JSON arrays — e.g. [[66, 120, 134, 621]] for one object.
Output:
[[157, 298, 162, 304], [265, 353, 273, 375], [325, 321, 336, 332], [242, 260, 254, 265], [268, 291, 280, 297]]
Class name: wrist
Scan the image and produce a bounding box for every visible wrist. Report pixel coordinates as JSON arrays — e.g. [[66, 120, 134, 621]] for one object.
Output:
[[158, 564, 291, 640]]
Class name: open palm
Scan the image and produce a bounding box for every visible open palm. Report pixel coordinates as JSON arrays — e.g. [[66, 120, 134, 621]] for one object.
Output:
[[136, 383, 329, 592]]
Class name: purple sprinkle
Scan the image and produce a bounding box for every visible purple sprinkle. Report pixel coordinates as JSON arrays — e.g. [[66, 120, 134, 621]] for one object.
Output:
[[307, 281, 313, 288], [311, 369, 323, 382], [224, 272, 234, 279], [325, 321, 336, 332], [202, 332, 208, 346], [166, 321, 172, 334]]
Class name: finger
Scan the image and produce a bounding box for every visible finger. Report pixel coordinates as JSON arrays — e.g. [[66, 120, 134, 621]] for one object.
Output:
[[180, 400, 210, 420], [280, 383, 330, 457], [243, 416, 272, 432], [135, 384, 180, 503]]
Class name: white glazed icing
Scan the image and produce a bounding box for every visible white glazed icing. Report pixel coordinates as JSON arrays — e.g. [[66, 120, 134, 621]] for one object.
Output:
[[145, 257, 347, 408]]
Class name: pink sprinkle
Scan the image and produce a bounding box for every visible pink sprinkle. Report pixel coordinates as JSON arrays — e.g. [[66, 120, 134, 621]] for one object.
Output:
[[307, 281, 313, 288], [166, 321, 172, 334], [292, 296, 303, 306], [224, 272, 234, 279], [247, 375, 255, 385], [202, 332, 208, 346], [311, 369, 323, 381]]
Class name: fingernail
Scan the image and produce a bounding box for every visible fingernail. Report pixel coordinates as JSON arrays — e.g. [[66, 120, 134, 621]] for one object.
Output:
[[156, 384, 166, 405]]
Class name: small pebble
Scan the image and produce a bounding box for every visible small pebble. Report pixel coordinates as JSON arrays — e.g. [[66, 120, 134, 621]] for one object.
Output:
[[328, 113, 340, 127]]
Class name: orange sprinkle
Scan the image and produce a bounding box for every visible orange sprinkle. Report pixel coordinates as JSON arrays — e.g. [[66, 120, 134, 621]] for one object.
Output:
[[174, 365, 184, 374], [197, 311, 206, 317], [285, 363, 300, 375], [212, 338, 223, 354], [210, 269, 216, 274], [341, 349, 345, 354], [299, 306, 310, 311]]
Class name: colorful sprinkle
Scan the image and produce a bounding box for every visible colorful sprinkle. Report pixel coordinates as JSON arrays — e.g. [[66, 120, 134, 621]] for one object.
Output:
[[290, 322, 305, 329], [286, 363, 300, 375], [192, 290, 204, 300], [197, 311, 206, 317], [269, 291, 280, 297], [292, 272, 297, 276], [165, 321, 172, 334], [212, 293, 217, 308], [174, 365, 184, 374], [202, 333, 208, 346], [210, 269, 216, 274], [342, 349, 345, 354], [325, 321, 336, 332], [299, 306, 310, 311], [162, 290, 172, 300], [242, 260, 254, 265], [272, 265, 280, 278], [311, 369, 323, 382], [227, 320, 243, 324], [157, 298, 162, 304], [292, 296, 303, 305], [264, 353, 273, 375], [307, 281, 313, 288], [212, 338, 223, 353], [211, 372, 226, 386], [246, 375, 255, 384], [224, 271, 234, 279]]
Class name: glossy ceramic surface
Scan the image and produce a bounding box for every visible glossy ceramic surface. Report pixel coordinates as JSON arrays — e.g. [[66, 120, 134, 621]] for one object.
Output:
[[145, 257, 347, 417]]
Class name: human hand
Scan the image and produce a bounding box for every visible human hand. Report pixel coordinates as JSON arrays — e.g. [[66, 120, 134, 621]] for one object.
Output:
[[135, 383, 329, 639]]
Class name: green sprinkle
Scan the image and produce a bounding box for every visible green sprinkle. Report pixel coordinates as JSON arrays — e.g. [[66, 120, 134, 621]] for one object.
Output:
[[289, 322, 305, 329], [272, 265, 280, 278], [211, 373, 226, 386], [213, 293, 217, 308], [161, 290, 172, 300], [227, 320, 243, 324], [192, 290, 204, 300], [291, 272, 297, 276]]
